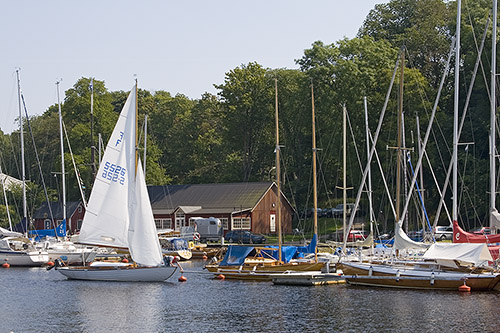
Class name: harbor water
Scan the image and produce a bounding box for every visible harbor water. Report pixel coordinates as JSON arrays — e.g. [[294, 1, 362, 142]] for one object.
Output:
[[2, 260, 500, 332]]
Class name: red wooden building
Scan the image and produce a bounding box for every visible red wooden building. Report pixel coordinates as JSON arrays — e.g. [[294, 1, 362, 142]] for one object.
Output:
[[147, 182, 294, 235], [32, 201, 85, 234]]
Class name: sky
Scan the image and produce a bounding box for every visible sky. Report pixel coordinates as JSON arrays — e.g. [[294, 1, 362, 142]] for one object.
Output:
[[0, 0, 383, 134]]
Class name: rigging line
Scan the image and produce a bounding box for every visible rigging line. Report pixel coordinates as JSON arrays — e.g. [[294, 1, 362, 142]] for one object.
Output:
[[62, 120, 87, 208], [406, 152, 434, 240], [20, 93, 57, 232], [433, 20, 489, 226], [458, 144, 482, 228], [340, 52, 401, 258]]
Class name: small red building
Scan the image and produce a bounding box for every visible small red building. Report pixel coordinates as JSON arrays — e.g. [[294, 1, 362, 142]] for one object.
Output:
[[147, 182, 294, 236], [32, 201, 85, 234]]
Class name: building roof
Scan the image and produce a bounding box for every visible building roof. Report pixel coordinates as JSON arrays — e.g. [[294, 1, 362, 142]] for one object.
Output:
[[148, 182, 275, 215], [33, 201, 82, 220]]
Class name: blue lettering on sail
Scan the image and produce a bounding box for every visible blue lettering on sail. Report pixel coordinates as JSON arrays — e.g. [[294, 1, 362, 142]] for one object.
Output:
[[115, 131, 124, 146], [102, 161, 126, 185]]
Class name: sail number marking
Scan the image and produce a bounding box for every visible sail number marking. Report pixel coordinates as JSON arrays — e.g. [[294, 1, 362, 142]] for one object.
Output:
[[102, 162, 126, 185]]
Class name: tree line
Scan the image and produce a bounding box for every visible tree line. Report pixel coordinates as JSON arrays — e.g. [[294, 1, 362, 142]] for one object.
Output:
[[0, 0, 497, 233]]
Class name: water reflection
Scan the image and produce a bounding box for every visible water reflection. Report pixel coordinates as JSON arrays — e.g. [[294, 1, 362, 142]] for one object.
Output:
[[2, 262, 500, 332]]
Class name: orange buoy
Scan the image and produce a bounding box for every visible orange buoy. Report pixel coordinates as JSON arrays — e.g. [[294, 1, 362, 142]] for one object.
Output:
[[122, 258, 129, 263], [459, 284, 471, 292], [202, 255, 208, 260], [2, 263, 10, 268], [178, 275, 187, 282], [217, 274, 225, 280], [46, 261, 55, 267]]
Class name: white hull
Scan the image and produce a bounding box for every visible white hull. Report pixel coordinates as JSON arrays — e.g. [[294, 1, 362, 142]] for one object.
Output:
[[55, 265, 177, 282], [0, 250, 49, 266]]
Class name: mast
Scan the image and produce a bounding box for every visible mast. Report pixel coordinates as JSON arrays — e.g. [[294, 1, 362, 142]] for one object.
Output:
[[416, 115, 426, 232], [135, 78, 139, 175], [311, 82, 318, 259], [90, 78, 96, 178], [342, 104, 347, 242], [16, 69, 27, 235], [396, 48, 405, 225], [453, 0, 461, 229], [274, 78, 282, 263], [490, 0, 497, 228], [143, 114, 148, 174], [56, 80, 67, 234], [363, 96, 374, 253]]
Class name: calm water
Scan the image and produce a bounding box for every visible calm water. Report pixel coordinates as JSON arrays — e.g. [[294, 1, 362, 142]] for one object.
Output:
[[2, 260, 500, 332]]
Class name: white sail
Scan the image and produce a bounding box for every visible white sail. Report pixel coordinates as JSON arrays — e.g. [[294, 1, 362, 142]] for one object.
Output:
[[79, 87, 137, 250], [128, 161, 163, 266]]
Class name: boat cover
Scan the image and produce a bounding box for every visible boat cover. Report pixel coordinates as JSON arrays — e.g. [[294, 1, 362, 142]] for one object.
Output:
[[219, 246, 255, 266], [393, 221, 430, 251], [423, 243, 493, 266], [219, 235, 318, 266], [0, 227, 23, 238]]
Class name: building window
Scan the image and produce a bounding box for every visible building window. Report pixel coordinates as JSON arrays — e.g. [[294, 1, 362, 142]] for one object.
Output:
[[155, 218, 172, 230], [78, 205, 82, 213], [220, 218, 229, 230], [232, 217, 251, 230], [77, 219, 83, 230], [44, 219, 52, 229]]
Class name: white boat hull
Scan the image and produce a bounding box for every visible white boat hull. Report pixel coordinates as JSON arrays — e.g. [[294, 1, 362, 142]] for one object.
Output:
[[55, 265, 177, 282], [0, 250, 49, 266]]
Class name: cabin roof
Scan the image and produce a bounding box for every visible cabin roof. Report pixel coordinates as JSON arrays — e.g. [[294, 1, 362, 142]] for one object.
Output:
[[148, 182, 278, 214], [33, 201, 82, 219]]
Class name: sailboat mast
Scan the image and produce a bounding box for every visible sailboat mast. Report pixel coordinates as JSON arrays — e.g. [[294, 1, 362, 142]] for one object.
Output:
[[453, 0, 461, 226], [135, 79, 139, 175], [90, 78, 96, 178], [274, 78, 282, 263], [311, 82, 318, 257], [343, 104, 347, 241], [56, 80, 67, 232], [490, 0, 497, 227], [363, 96, 374, 253], [144, 114, 148, 174], [396, 49, 405, 224], [16, 69, 27, 235]]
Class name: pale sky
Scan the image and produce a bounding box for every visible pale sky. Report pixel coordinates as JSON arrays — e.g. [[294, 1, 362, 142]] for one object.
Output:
[[1, 0, 382, 133]]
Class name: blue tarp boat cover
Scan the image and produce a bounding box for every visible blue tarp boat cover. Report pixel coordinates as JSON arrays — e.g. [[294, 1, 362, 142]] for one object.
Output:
[[219, 234, 318, 266], [29, 219, 67, 241], [219, 246, 255, 266]]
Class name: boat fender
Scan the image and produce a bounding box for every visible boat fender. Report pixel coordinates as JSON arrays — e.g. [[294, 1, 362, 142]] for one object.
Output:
[[178, 275, 187, 282], [459, 279, 471, 292], [459, 284, 471, 292], [217, 274, 225, 280], [2, 262, 10, 268]]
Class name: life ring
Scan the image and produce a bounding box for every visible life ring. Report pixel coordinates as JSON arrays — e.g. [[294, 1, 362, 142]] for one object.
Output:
[[188, 241, 195, 249], [193, 233, 200, 241]]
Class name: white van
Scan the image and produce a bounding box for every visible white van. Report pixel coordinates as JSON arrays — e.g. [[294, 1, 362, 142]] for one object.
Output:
[[191, 217, 222, 242]]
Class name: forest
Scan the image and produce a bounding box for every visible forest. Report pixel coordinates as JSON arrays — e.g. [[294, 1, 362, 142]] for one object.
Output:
[[0, 0, 497, 234]]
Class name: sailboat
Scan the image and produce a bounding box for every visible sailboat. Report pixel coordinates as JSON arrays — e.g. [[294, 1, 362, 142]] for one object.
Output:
[[54, 82, 178, 282], [0, 69, 49, 267], [204, 79, 324, 280], [453, 0, 500, 247], [341, 0, 500, 291]]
